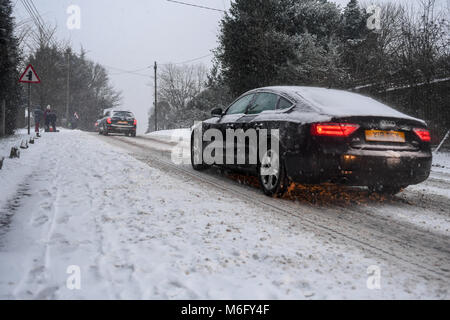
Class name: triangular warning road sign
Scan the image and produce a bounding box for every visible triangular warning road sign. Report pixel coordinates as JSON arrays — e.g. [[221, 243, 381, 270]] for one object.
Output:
[[19, 64, 41, 83]]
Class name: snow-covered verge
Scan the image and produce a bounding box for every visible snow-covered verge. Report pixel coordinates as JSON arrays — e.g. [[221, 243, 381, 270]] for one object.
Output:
[[0, 129, 37, 213], [432, 151, 450, 171], [0, 130, 447, 299], [146, 129, 191, 144], [406, 151, 450, 199]]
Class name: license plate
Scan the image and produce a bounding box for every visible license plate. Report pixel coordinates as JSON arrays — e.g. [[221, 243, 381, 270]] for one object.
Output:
[[365, 130, 405, 143], [118, 121, 128, 124]]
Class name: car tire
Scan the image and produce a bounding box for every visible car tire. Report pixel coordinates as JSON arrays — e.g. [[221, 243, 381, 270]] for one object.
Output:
[[103, 127, 109, 136], [131, 132, 136, 137], [191, 133, 209, 171], [258, 148, 289, 197], [368, 185, 406, 195]]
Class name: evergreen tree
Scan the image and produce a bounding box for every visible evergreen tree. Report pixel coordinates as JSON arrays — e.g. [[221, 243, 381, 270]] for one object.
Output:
[[339, 0, 372, 84], [341, 0, 367, 41], [0, 0, 21, 135], [216, 0, 345, 96], [283, 0, 342, 43]]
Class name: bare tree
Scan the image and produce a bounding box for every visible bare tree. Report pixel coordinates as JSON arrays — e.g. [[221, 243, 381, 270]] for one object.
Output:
[[158, 63, 208, 111], [146, 63, 208, 131], [396, 0, 449, 84], [359, 0, 448, 88]]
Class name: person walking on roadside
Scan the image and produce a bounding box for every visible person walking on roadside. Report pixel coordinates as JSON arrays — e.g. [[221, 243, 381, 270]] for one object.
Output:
[[44, 105, 57, 132], [71, 112, 80, 129]]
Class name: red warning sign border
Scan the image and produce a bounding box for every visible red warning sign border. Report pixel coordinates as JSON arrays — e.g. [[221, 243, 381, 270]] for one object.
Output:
[[19, 64, 41, 83]]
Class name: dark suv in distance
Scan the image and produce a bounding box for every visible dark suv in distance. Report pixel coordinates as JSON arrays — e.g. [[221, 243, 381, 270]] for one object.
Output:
[[99, 110, 137, 137], [191, 86, 432, 197]]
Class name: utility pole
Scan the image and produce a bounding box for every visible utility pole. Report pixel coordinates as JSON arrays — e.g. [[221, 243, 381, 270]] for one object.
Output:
[[66, 52, 71, 127], [154, 61, 158, 132], [1, 100, 5, 137]]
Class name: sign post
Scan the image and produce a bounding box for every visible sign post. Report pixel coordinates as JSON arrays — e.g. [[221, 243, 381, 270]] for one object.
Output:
[[154, 61, 157, 132], [27, 83, 31, 135], [19, 64, 41, 135]]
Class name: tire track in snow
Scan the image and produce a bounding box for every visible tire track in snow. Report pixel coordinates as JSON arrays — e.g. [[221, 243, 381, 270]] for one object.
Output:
[[89, 149, 144, 299], [43, 155, 63, 282]]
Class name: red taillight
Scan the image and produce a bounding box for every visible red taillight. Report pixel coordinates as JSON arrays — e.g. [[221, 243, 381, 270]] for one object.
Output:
[[107, 118, 112, 124], [133, 119, 137, 126], [413, 128, 431, 142], [311, 123, 360, 137]]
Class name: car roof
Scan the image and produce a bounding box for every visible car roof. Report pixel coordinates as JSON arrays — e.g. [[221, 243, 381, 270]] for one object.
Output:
[[245, 87, 300, 102], [249, 86, 424, 124]]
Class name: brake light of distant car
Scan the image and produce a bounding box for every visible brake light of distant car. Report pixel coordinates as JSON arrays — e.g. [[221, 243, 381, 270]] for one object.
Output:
[[107, 118, 112, 124], [133, 119, 137, 126], [311, 123, 360, 137], [413, 128, 431, 142]]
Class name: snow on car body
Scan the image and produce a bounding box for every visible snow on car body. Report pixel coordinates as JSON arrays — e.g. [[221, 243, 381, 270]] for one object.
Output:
[[192, 86, 432, 196]]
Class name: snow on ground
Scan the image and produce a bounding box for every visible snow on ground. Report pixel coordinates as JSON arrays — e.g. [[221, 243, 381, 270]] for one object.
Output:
[[407, 150, 450, 199], [146, 128, 191, 144], [0, 129, 38, 215], [368, 150, 450, 235], [0, 130, 448, 299], [431, 151, 450, 172]]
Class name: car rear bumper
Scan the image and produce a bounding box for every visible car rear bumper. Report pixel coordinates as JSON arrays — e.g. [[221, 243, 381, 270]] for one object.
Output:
[[106, 125, 136, 133], [285, 149, 432, 186]]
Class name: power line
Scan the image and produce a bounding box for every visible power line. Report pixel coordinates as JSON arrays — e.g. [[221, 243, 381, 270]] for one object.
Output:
[[110, 71, 153, 78], [26, 0, 56, 46], [22, 0, 45, 33], [170, 53, 214, 65], [20, 0, 41, 30], [20, 0, 55, 46], [27, 0, 46, 27], [29, 0, 56, 46], [103, 65, 153, 78], [104, 51, 214, 78], [105, 65, 150, 73], [166, 0, 225, 13]]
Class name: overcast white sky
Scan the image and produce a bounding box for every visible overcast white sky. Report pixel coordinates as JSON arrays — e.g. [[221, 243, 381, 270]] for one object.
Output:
[[12, 0, 449, 133]]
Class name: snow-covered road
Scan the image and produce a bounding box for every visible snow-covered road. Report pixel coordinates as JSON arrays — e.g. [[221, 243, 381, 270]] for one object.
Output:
[[0, 130, 449, 299]]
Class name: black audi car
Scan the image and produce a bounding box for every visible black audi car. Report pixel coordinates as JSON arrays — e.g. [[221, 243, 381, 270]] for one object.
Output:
[[99, 110, 137, 137], [191, 86, 432, 196]]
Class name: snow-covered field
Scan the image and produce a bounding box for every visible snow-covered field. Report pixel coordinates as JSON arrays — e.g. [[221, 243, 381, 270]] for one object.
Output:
[[0, 130, 449, 299]]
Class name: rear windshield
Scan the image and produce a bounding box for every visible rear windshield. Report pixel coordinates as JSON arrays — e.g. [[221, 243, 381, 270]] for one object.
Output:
[[113, 111, 134, 118]]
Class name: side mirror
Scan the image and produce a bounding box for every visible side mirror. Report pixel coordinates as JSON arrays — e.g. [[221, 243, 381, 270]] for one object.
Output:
[[211, 108, 223, 117]]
